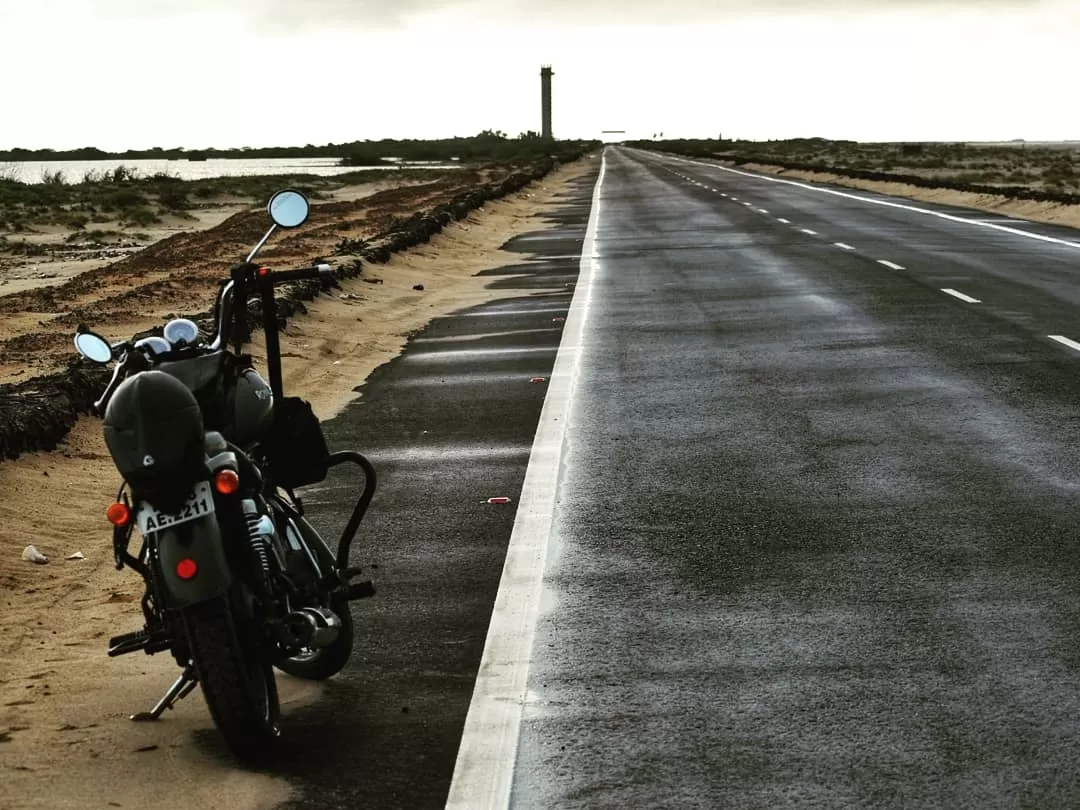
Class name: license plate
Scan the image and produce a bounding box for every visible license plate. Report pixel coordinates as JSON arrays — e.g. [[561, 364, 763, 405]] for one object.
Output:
[[137, 481, 215, 534]]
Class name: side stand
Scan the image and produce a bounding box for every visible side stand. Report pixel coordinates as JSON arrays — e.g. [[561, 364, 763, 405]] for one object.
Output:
[[130, 665, 199, 722]]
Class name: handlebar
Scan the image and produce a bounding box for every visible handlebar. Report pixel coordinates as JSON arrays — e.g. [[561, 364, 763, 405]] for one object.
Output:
[[93, 348, 150, 415], [264, 264, 333, 284], [91, 261, 337, 413]]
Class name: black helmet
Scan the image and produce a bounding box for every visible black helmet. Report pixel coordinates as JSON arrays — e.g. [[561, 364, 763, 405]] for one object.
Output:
[[103, 371, 205, 512]]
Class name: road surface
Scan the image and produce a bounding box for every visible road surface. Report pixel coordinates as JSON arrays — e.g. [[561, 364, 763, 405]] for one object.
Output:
[[290, 147, 1080, 809]]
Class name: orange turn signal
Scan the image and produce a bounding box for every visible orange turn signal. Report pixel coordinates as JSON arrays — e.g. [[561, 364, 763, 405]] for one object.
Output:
[[214, 469, 240, 495], [106, 502, 131, 527]]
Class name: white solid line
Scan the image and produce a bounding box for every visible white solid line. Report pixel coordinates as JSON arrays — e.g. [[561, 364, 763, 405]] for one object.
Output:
[[667, 155, 1080, 251], [777, 218, 791, 224], [834, 242, 856, 250], [1049, 335, 1080, 352], [941, 288, 981, 303], [445, 150, 605, 810], [878, 260, 906, 270], [799, 228, 818, 236]]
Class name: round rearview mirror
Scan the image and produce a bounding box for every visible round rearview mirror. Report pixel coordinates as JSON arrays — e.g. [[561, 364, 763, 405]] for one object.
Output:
[[74, 331, 113, 364], [267, 190, 310, 229]]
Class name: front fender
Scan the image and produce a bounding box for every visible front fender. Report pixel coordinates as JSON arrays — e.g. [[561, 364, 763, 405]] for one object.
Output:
[[153, 514, 233, 609]]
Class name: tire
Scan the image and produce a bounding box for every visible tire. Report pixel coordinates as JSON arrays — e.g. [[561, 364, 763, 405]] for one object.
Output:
[[274, 595, 354, 680], [182, 593, 280, 759]]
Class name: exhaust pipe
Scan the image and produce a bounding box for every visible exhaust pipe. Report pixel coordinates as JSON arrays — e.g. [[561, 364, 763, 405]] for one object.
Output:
[[284, 606, 342, 649]]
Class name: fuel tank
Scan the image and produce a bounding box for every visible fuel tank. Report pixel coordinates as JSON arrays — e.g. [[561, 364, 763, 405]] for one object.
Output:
[[155, 352, 273, 448], [229, 367, 273, 448]]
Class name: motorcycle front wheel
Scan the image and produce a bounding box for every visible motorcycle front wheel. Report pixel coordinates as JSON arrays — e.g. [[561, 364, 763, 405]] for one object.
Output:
[[182, 591, 280, 758]]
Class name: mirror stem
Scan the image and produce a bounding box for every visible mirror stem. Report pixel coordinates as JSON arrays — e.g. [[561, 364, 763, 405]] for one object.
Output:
[[246, 223, 278, 264]]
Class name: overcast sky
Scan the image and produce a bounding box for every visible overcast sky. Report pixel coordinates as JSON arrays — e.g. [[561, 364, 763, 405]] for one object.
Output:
[[1, 0, 1076, 150]]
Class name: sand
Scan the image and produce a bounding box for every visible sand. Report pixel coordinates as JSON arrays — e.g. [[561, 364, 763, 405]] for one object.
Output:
[[739, 162, 1080, 230], [0, 155, 600, 810]]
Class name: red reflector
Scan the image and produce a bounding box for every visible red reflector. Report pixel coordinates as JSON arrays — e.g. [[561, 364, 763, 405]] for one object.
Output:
[[257, 266, 271, 277], [106, 502, 131, 527], [214, 469, 240, 495], [176, 558, 198, 580], [487, 497, 512, 505]]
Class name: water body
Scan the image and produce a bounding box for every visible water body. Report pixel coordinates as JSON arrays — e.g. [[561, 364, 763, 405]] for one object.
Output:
[[1, 157, 458, 184]]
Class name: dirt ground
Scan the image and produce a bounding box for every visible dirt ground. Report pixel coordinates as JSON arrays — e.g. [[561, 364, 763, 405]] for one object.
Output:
[[0, 155, 600, 810], [739, 162, 1080, 230], [0, 171, 500, 386]]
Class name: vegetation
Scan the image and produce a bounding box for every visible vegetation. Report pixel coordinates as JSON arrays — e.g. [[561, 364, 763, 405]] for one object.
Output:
[[627, 138, 1080, 195], [0, 132, 597, 167], [0, 165, 444, 233], [0, 134, 598, 235]]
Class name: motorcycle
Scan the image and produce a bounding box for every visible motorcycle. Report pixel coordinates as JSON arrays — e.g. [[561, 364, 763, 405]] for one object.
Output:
[[72, 190, 377, 759]]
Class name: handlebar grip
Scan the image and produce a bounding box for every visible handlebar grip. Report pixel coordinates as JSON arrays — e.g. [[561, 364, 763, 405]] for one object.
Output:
[[268, 265, 334, 284]]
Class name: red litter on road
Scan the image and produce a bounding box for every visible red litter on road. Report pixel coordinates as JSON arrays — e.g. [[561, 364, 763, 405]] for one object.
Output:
[[486, 497, 512, 505]]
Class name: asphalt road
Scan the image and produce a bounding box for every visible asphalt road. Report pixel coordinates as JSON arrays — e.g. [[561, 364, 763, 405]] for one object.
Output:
[[287, 147, 1080, 808], [271, 169, 596, 809], [497, 148, 1080, 809]]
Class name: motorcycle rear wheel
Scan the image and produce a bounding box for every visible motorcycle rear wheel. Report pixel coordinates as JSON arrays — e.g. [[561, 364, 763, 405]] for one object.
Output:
[[182, 592, 280, 758]]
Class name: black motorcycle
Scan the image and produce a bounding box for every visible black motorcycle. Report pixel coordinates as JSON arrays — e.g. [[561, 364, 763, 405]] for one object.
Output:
[[73, 190, 376, 758]]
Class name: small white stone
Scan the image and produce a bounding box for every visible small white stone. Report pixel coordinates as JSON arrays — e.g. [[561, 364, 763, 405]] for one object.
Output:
[[22, 545, 49, 564]]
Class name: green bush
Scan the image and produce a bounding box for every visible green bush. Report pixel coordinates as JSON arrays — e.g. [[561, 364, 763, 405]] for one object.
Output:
[[62, 214, 89, 230], [157, 186, 190, 210], [102, 188, 147, 211], [40, 169, 67, 185], [121, 207, 160, 226]]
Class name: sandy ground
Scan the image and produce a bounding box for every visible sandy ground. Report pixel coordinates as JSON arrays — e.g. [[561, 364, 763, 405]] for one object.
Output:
[[739, 162, 1080, 230], [0, 155, 599, 810], [0, 179, 430, 296]]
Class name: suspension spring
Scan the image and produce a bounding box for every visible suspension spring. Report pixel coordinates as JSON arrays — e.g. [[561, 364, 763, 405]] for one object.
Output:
[[244, 509, 272, 575]]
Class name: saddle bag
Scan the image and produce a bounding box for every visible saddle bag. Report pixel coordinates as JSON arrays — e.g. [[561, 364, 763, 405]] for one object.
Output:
[[261, 396, 331, 489]]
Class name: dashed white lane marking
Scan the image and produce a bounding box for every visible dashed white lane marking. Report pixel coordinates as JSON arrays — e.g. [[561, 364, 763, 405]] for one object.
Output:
[[445, 148, 605, 810], [941, 288, 981, 303], [878, 260, 906, 270], [1050, 335, 1080, 352], [835, 242, 856, 251], [667, 155, 1080, 251], [777, 218, 791, 224], [799, 228, 819, 236], [757, 208, 769, 214]]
